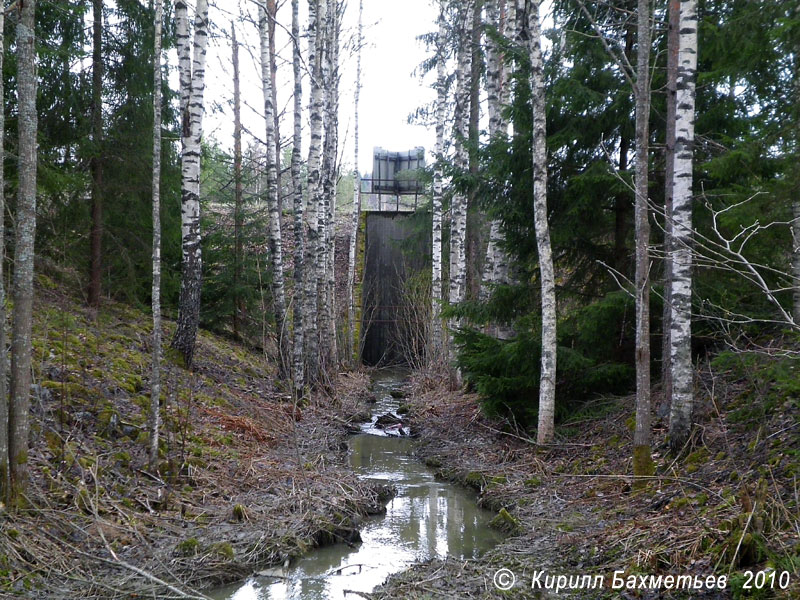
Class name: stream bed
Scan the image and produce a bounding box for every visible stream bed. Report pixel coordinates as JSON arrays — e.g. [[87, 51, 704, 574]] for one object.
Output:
[[210, 370, 504, 600]]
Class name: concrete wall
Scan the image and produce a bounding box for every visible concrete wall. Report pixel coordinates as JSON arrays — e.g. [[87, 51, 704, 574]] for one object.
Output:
[[361, 212, 431, 366]]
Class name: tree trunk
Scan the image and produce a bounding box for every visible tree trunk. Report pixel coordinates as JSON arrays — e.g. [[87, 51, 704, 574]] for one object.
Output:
[[614, 133, 630, 277], [267, 0, 282, 213], [9, 0, 38, 506], [633, 0, 654, 479], [448, 0, 474, 374], [319, 0, 339, 370], [431, 1, 447, 359], [259, 2, 289, 378], [149, 0, 164, 470], [662, 0, 680, 408], [0, 5, 7, 502], [528, 0, 557, 445], [791, 7, 800, 326], [614, 25, 635, 280], [88, 0, 104, 309], [171, 0, 210, 369], [483, 1, 501, 298], [232, 24, 243, 340], [304, 0, 325, 384], [668, 0, 698, 454], [466, 0, 484, 301], [480, 0, 514, 340], [291, 0, 305, 391], [346, 0, 363, 365]]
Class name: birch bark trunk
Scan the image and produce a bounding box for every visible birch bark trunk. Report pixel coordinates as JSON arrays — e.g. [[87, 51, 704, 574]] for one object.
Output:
[[662, 0, 680, 407], [0, 6, 7, 501], [346, 0, 363, 364], [668, 0, 698, 454], [633, 0, 654, 477], [171, 0, 209, 368], [320, 0, 339, 369], [792, 16, 800, 324], [448, 0, 474, 373], [259, 2, 289, 377], [291, 0, 306, 390], [304, 0, 326, 383], [149, 0, 164, 469], [88, 0, 104, 308], [528, 0, 557, 444], [9, 0, 38, 504], [480, 0, 514, 340], [431, 1, 447, 359]]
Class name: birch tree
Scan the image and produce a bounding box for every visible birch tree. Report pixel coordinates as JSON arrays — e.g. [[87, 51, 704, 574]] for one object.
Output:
[[319, 0, 339, 369], [304, 0, 326, 383], [448, 0, 474, 369], [171, 0, 210, 368], [668, 0, 699, 453], [259, 1, 289, 375], [149, 0, 164, 469], [9, 0, 38, 504], [792, 11, 800, 325], [528, 0, 557, 444], [633, 0, 654, 477], [662, 0, 680, 408], [88, 0, 104, 308], [291, 0, 305, 390], [346, 0, 364, 363], [481, 0, 514, 340], [431, 1, 447, 358], [0, 5, 7, 501]]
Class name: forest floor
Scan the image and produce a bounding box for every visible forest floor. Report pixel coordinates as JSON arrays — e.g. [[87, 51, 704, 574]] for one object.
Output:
[[0, 275, 387, 599], [372, 366, 800, 599]]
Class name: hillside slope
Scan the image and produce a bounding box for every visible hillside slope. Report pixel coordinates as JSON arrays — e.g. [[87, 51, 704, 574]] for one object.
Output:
[[373, 363, 800, 599], [1, 276, 382, 598]]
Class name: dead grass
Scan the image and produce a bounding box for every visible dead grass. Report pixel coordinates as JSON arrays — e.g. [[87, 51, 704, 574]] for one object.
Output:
[[373, 365, 800, 600]]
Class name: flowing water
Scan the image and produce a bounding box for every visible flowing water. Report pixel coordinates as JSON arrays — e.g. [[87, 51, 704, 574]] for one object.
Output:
[[210, 370, 503, 600]]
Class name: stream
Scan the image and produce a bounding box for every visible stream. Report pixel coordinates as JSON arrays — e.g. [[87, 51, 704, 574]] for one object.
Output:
[[209, 370, 504, 600]]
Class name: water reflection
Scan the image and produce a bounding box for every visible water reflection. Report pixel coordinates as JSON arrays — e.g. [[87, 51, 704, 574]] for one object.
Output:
[[210, 373, 503, 600]]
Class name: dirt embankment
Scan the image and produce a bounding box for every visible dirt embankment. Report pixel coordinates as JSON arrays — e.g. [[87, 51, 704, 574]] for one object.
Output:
[[372, 369, 799, 600], [0, 278, 384, 598]]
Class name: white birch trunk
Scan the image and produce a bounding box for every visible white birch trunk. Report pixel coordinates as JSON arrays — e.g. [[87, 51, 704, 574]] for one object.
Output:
[[431, 1, 447, 359], [481, 0, 514, 340], [149, 0, 164, 469], [259, 2, 289, 376], [0, 5, 7, 499], [304, 0, 326, 383], [792, 22, 800, 324], [448, 0, 474, 371], [668, 0, 698, 454], [662, 0, 680, 408], [172, 0, 209, 368], [528, 0, 557, 445], [9, 0, 37, 503], [291, 0, 306, 390], [320, 0, 339, 369], [346, 0, 363, 365], [633, 0, 653, 476]]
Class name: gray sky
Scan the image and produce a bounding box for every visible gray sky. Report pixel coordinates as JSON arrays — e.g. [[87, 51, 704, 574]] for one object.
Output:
[[202, 0, 439, 175]]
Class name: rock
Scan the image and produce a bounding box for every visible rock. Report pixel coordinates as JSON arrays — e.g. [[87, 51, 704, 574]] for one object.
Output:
[[31, 384, 53, 403], [389, 389, 408, 399], [375, 413, 403, 428]]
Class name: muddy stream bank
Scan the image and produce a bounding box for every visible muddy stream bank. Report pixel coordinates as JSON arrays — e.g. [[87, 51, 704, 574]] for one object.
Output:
[[209, 370, 504, 600]]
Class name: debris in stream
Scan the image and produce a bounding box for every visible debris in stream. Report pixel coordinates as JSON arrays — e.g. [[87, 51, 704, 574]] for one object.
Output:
[[373, 412, 411, 436]]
